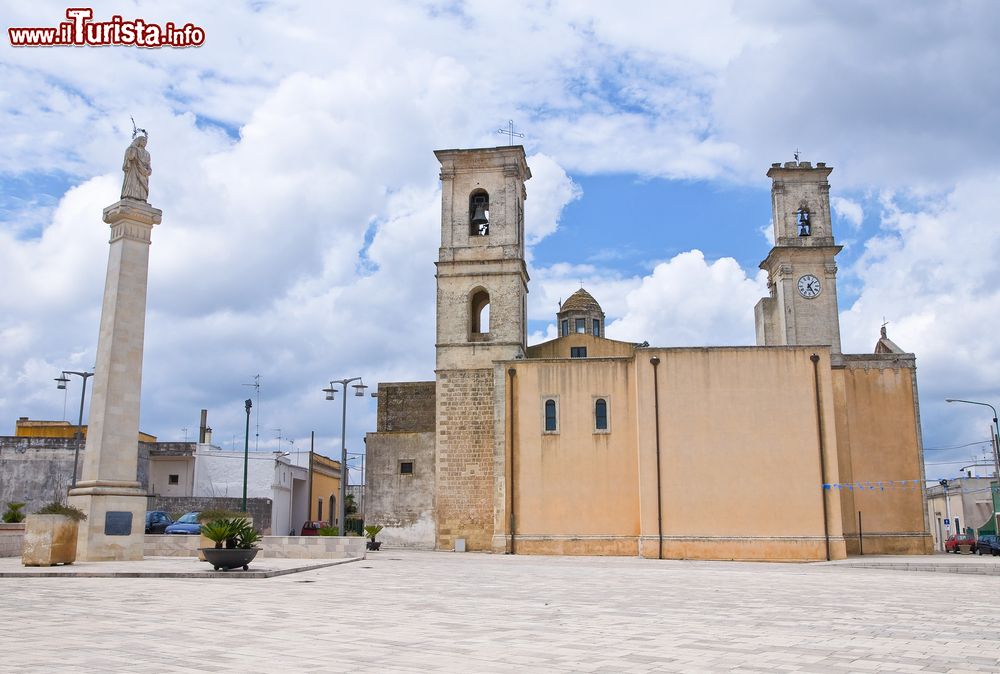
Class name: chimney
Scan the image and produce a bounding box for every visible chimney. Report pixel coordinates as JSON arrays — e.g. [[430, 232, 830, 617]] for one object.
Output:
[[199, 409, 208, 443]]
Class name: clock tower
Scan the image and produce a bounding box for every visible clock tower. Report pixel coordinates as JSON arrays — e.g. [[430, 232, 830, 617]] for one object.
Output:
[[754, 160, 843, 353]]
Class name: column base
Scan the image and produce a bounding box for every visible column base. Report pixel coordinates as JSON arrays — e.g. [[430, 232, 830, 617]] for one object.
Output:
[[68, 483, 148, 561]]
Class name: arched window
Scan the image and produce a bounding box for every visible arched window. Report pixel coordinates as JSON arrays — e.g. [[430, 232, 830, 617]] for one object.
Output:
[[469, 190, 490, 236], [470, 289, 490, 334], [544, 399, 557, 432], [595, 398, 608, 430], [797, 207, 811, 237]]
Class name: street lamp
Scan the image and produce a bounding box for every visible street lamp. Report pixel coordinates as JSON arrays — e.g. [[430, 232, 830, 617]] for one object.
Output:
[[242, 398, 252, 512], [322, 377, 367, 533], [945, 398, 1000, 482], [55, 370, 94, 488]]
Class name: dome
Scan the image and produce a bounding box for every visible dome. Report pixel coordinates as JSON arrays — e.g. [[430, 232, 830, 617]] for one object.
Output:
[[557, 287, 606, 338], [559, 288, 603, 315]]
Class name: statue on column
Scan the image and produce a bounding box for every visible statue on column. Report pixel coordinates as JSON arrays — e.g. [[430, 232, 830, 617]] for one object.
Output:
[[121, 130, 151, 202]]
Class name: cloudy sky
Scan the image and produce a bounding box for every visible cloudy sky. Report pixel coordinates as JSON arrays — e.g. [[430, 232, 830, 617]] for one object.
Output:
[[2, 1, 999, 482]]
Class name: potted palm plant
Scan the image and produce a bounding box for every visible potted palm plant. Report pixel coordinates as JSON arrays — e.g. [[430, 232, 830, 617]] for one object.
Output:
[[364, 524, 383, 551], [199, 516, 263, 571]]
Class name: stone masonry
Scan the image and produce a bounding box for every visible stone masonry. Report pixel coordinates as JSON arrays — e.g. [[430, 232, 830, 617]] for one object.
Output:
[[435, 368, 495, 551]]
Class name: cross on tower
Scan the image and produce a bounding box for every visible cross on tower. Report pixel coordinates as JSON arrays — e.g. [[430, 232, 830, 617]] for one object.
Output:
[[497, 120, 524, 146], [794, 148, 800, 162]]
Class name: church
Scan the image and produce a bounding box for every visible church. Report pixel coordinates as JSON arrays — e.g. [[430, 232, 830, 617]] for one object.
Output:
[[364, 145, 932, 561]]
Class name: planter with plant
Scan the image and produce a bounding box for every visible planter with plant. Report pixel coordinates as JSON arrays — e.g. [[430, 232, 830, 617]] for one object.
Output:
[[199, 516, 264, 571], [3, 502, 26, 524], [364, 524, 383, 551], [195, 510, 250, 561], [318, 526, 339, 536], [22, 502, 87, 567]]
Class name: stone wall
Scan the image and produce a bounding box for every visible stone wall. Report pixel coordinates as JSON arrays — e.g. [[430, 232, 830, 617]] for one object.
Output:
[[149, 496, 273, 534], [0, 523, 24, 557], [435, 368, 495, 551], [0, 437, 152, 514], [364, 429, 436, 548], [376, 382, 436, 432]]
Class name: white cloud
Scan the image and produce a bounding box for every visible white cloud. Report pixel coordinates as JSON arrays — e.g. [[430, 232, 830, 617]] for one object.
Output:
[[523, 153, 582, 245], [832, 196, 864, 230], [607, 251, 767, 346]]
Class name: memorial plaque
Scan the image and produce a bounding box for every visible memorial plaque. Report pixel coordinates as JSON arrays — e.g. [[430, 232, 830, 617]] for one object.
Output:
[[105, 511, 133, 536]]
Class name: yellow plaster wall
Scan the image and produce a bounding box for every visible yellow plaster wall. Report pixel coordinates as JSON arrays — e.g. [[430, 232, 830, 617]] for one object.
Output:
[[509, 358, 639, 541], [832, 361, 932, 554], [15, 419, 156, 442], [309, 454, 342, 524], [526, 334, 636, 360], [635, 347, 845, 561]]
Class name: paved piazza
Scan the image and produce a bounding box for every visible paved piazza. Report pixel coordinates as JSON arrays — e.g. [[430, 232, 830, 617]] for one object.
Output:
[[4, 550, 1000, 673]]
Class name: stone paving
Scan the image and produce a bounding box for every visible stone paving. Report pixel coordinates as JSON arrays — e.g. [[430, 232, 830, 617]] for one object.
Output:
[[3, 550, 1000, 672]]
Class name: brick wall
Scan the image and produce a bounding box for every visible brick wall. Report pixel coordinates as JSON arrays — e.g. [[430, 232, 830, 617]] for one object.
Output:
[[150, 496, 272, 534], [376, 382, 436, 432], [435, 368, 495, 550]]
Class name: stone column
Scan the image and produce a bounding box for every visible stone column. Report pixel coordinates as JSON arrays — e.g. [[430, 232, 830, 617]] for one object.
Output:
[[68, 198, 161, 561]]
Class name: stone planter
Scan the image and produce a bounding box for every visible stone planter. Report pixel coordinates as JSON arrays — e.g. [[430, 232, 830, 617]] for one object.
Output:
[[959, 543, 973, 555], [201, 547, 260, 571], [22, 515, 80, 567]]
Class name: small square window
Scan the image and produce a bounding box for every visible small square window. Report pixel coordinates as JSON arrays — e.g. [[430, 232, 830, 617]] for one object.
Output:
[[570, 346, 587, 358], [575, 318, 586, 333], [400, 461, 414, 475], [168, 474, 179, 485]]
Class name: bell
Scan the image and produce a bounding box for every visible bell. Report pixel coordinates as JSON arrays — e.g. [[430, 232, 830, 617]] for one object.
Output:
[[471, 205, 488, 226]]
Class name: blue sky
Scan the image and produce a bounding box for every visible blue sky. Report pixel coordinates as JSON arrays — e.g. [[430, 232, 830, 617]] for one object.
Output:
[[2, 1, 1000, 483]]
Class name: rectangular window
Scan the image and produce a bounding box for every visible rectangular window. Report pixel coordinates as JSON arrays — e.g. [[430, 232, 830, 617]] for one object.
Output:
[[168, 474, 179, 485], [561, 319, 569, 336], [544, 399, 558, 432], [575, 318, 585, 333], [595, 398, 608, 430], [592, 319, 600, 336], [400, 461, 414, 475], [570, 346, 587, 358]]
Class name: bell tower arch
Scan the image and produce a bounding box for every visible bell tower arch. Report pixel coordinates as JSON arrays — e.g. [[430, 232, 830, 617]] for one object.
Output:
[[754, 160, 843, 353]]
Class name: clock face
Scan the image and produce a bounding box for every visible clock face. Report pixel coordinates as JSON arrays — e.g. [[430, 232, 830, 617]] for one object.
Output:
[[797, 274, 821, 298]]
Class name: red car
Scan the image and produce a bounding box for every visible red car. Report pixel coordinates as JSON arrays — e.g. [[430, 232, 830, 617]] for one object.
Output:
[[300, 520, 329, 536], [944, 534, 975, 552]]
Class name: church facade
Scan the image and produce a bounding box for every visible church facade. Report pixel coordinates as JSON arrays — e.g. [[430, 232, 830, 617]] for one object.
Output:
[[364, 145, 932, 561]]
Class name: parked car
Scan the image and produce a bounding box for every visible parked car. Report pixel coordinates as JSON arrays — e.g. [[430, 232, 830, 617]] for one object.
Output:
[[982, 536, 1000, 556], [145, 511, 173, 534], [164, 511, 202, 535], [300, 520, 329, 536], [944, 534, 975, 553], [974, 534, 999, 555]]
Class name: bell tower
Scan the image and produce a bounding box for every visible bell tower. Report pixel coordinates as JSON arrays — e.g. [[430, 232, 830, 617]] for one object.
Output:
[[754, 160, 843, 353], [434, 146, 530, 369], [432, 145, 530, 552]]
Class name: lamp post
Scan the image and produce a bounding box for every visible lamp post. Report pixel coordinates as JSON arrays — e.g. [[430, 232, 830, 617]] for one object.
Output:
[[55, 370, 94, 488], [945, 398, 1000, 483], [322, 377, 367, 534], [242, 398, 252, 512]]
